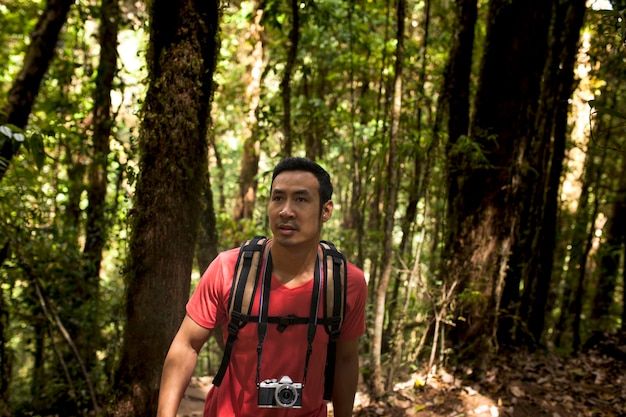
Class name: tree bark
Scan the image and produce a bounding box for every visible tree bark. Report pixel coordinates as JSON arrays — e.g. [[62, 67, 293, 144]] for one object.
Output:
[[196, 170, 219, 273], [110, 0, 220, 415], [523, 0, 586, 346], [445, 0, 552, 361], [442, 0, 476, 152]]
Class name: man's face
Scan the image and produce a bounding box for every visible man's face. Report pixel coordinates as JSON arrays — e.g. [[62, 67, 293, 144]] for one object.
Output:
[[268, 170, 333, 248]]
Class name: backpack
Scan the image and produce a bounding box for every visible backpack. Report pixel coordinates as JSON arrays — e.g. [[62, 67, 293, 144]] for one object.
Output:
[[212, 236, 347, 401]]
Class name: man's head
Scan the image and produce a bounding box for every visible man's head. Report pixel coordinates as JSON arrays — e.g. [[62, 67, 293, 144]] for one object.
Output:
[[268, 158, 334, 247], [271, 157, 333, 211]]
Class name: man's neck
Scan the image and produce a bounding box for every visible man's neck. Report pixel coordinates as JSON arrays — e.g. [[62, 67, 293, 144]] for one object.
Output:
[[269, 241, 319, 287]]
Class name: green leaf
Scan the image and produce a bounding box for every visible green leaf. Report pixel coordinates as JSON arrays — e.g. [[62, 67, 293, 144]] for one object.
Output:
[[28, 133, 46, 170], [0, 125, 12, 138], [589, 102, 626, 120]]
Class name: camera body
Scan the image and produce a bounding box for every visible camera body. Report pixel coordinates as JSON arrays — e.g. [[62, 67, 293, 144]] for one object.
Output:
[[258, 375, 303, 408]]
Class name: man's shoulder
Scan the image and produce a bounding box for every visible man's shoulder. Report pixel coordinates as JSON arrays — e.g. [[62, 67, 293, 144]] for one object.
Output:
[[346, 260, 364, 275], [345, 261, 367, 287], [220, 246, 241, 259], [210, 246, 242, 275]]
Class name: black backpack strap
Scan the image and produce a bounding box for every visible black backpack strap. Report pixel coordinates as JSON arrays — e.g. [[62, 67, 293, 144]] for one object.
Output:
[[213, 236, 267, 386], [319, 241, 347, 400], [254, 253, 322, 388]]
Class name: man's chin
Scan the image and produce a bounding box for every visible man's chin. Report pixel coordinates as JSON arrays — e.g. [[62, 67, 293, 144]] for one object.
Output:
[[272, 235, 296, 245], [272, 233, 309, 248]]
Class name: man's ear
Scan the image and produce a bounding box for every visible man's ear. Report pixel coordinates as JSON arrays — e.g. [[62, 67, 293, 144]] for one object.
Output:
[[321, 200, 333, 222]]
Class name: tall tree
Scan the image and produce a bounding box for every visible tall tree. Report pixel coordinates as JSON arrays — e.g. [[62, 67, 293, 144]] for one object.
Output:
[[280, 0, 299, 157], [442, 0, 476, 150], [0, 0, 75, 181], [76, 0, 119, 390], [0, 242, 8, 416], [552, 142, 605, 349], [234, 1, 265, 223], [591, 159, 626, 330], [196, 171, 219, 273], [520, 0, 586, 347], [370, 0, 405, 398], [440, 0, 477, 363], [444, 0, 552, 361], [110, 0, 220, 415]]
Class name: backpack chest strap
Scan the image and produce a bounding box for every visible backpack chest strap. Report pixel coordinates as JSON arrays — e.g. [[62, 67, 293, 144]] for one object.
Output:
[[255, 251, 322, 388]]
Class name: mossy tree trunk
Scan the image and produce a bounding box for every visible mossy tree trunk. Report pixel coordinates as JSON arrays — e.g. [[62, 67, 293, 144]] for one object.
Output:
[[109, 0, 220, 415]]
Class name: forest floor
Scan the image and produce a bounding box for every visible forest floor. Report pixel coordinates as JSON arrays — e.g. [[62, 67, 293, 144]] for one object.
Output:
[[177, 332, 626, 417]]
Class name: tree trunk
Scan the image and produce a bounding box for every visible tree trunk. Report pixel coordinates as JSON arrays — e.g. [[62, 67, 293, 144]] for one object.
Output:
[[0, 242, 9, 416], [280, 0, 299, 157], [301, 60, 328, 161], [196, 171, 219, 273], [515, 0, 587, 348], [591, 134, 626, 329], [234, 1, 264, 223], [0, 0, 75, 181], [442, 0, 476, 150], [344, 6, 370, 265], [386, 0, 433, 383], [110, 0, 220, 415], [440, 0, 477, 353], [552, 147, 599, 348], [370, 0, 404, 398], [78, 0, 119, 384], [568, 117, 612, 351], [445, 0, 552, 362], [623, 255, 626, 332], [572, 193, 601, 352]]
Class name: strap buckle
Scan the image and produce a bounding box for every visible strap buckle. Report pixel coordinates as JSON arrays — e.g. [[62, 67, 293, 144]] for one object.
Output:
[[277, 315, 297, 332]]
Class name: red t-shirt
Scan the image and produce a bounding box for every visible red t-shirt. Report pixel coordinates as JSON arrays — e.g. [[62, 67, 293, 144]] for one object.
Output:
[[186, 246, 367, 417]]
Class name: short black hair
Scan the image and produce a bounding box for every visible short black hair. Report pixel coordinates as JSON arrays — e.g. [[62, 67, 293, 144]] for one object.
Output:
[[271, 157, 333, 205]]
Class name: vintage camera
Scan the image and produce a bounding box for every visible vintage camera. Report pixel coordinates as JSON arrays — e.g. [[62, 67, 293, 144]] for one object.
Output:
[[257, 375, 303, 408]]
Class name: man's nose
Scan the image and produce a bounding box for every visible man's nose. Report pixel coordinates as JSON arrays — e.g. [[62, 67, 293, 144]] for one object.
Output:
[[279, 201, 295, 217]]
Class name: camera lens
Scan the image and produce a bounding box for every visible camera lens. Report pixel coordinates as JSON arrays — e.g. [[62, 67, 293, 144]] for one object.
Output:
[[274, 384, 299, 408]]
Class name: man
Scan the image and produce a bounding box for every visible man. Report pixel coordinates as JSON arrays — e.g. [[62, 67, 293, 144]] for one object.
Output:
[[157, 157, 368, 417]]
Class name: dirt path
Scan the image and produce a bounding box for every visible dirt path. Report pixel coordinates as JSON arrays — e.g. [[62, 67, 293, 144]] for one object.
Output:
[[177, 341, 626, 417], [178, 376, 211, 417]]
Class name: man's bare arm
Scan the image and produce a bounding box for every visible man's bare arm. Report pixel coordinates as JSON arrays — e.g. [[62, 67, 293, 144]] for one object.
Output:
[[332, 338, 360, 417], [157, 315, 213, 417]]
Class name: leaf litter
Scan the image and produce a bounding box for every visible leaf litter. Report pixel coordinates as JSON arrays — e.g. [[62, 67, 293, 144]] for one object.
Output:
[[178, 331, 626, 417], [352, 331, 626, 417]]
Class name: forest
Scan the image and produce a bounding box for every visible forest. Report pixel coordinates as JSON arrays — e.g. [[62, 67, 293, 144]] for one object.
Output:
[[1, 0, 625, 416]]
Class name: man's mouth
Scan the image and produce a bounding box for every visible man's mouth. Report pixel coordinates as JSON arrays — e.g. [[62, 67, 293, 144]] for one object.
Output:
[[278, 224, 297, 232]]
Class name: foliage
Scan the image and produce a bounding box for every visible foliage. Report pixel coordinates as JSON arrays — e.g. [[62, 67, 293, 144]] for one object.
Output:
[[0, 0, 625, 414]]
